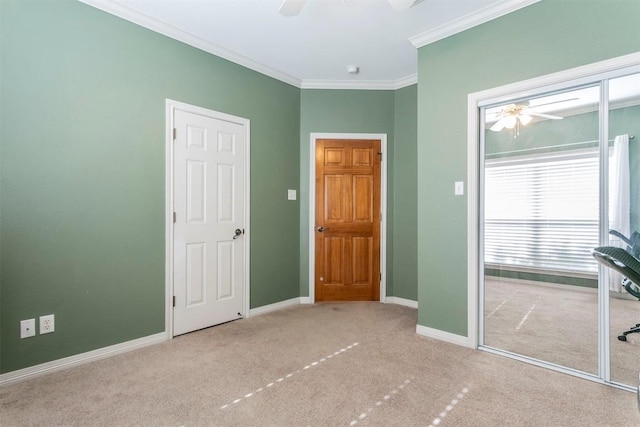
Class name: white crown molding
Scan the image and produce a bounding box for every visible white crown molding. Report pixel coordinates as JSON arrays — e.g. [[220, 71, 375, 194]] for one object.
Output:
[[393, 74, 418, 90], [78, 0, 302, 88], [409, 0, 541, 48], [301, 74, 417, 91]]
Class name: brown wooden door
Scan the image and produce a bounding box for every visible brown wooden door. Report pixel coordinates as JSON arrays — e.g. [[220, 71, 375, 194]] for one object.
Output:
[[315, 139, 381, 301]]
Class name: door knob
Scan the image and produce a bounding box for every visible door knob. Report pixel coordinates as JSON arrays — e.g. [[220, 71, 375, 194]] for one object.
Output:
[[316, 226, 328, 232], [233, 229, 243, 239]]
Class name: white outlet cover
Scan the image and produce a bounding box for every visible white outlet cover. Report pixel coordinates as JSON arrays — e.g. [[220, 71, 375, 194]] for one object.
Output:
[[288, 189, 297, 200], [40, 314, 55, 334], [20, 319, 36, 338]]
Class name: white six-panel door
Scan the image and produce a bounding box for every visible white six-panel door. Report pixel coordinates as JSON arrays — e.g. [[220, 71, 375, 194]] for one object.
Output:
[[172, 108, 246, 336]]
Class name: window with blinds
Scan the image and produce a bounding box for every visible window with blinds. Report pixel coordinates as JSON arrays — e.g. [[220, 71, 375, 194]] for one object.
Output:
[[484, 149, 600, 275]]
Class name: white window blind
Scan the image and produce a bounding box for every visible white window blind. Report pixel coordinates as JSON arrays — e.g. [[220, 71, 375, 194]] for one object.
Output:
[[484, 149, 600, 275]]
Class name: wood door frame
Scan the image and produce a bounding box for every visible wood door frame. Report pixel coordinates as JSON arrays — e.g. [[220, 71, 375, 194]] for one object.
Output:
[[308, 133, 387, 304], [165, 99, 251, 339]]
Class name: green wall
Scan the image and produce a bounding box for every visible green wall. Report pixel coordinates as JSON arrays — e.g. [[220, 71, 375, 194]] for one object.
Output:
[[417, 0, 640, 336], [297, 86, 418, 301], [393, 85, 418, 301], [298, 89, 395, 297], [0, 0, 300, 373]]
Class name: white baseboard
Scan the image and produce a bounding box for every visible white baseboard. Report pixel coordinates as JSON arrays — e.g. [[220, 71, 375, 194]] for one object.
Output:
[[1, 298, 424, 387], [0, 332, 168, 387], [282, 297, 418, 313], [248, 297, 301, 316], [416, 324, 471, 348], [385, 296, 418, 308]]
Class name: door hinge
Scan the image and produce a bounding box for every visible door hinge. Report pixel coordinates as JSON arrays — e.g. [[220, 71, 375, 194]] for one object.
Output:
[[380, 273, 382, 281], [173, 212, 176, 223], [173, 128, 177, 140], [172, 296, 176, 307]]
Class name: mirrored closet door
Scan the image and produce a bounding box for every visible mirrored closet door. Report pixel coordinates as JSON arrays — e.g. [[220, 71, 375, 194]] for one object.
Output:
[[479, 70, 639, 390], [608, 73, 640, 388]]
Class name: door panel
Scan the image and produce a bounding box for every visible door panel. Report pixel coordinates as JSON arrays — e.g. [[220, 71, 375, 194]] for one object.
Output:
[[482, 85, 601, 375], [325, 175, 346, 221], [185, 242, 205, 306], [173, 109, 245, 336], [186, 160, 205, 222], [352, 237, 372, 284], [324, 237, 344, 284], [608, 73, 640, 388], [217, 163, 234, 221], [353, 175, 373, 222], [217, 241, 234, 300], [315, 139, 381, 301]]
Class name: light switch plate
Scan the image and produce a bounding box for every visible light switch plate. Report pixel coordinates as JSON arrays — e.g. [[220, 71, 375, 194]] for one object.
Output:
[[288, 189, 296, 200], [455, 181, 464, 196]]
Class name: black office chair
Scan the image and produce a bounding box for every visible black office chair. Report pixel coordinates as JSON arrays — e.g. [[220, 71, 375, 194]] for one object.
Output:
[[592, 243, 640, 341], [606, 230, 640, 300], [609, 229, 640, 258]]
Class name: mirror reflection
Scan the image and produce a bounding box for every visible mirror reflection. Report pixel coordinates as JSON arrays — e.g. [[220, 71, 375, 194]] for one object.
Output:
[[482, 74, 640, 388], [483, 85, 601, 375], [607, 73, 640, 387]]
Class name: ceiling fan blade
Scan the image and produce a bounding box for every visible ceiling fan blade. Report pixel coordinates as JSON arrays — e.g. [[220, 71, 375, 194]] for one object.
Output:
[[279, 0, 307, 17], [527, 112, 563, 120], [490, 118, 506, 132], [388, 0, 424, 10]]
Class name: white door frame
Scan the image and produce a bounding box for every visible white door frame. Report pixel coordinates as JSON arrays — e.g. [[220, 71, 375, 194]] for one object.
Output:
[[467, 52, 640, 351], [165, 99, 251, 338], [307, 132, 388, 303]]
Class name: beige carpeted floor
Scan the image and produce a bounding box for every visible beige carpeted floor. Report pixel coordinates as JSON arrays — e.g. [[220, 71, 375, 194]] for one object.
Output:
[[484, 278, 640, 387], [1, 303, 638, 426]]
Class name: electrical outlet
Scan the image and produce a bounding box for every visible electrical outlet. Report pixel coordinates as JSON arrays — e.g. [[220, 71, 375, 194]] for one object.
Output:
[[40, 314, 55, 334], [20, 319, 36, 338]]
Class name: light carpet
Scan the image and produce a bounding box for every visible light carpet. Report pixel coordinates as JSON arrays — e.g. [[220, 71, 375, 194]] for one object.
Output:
[[1, 303, 638, 426]]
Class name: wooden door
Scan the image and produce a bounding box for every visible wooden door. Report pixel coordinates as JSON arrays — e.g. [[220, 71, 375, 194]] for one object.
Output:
[[173, 108, 246, 335], [315, 139, 381, 301]]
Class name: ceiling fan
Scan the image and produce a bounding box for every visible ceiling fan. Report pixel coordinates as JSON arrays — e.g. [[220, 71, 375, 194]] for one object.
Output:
[[279, 0, 424, 17], [489, 103, 563, 132]]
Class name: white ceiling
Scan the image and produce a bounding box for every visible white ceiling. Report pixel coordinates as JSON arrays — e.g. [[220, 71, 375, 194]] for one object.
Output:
[[81, 0, 539, 89]]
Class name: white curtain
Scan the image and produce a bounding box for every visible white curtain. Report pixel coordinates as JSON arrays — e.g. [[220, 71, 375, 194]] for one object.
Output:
[[608, 134, 631, 293]]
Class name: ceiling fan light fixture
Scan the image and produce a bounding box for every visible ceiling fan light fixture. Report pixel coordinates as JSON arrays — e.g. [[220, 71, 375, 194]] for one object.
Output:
[[503, 115, 517, 129], [347, 65, 360, 74], [519, 114, 533, 126]]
